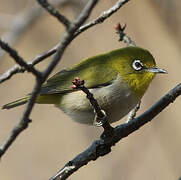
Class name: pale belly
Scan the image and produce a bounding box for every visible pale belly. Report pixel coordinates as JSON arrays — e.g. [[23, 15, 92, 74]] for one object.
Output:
[[57, 76, 140, 125]]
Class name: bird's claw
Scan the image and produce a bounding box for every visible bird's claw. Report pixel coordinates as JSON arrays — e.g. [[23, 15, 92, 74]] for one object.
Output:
[[93, 109, 107, 127]]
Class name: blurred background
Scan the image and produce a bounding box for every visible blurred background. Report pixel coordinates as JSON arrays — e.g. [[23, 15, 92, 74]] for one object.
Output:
[[0, 0, 181, 180]]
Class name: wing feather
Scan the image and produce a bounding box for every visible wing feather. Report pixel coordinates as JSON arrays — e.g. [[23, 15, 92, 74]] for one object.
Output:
[[40, 53, 118, 95]]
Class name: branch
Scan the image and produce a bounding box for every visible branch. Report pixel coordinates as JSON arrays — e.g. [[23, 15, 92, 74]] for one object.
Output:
[[114, 23, 136, 46], [42, 0, 99, 80], [71, 77, 114, 133], [0, 79, 41, 157], [50, 82, 181, 180], [0, 39, 42, 78], [74, 0, 130, 37], [0, 0, 82, 59], [0, 44, 58, 83], [37, 0, 70, 28], [0, 0, 98, 159], [0, 0, 131, 84]]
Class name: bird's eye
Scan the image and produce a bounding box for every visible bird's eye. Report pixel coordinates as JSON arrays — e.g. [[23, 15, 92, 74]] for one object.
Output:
[[132, 59, 144, 71]]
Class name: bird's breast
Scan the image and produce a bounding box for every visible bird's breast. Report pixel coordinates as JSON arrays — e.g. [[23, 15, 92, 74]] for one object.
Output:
[[58, 75, 140, 125]]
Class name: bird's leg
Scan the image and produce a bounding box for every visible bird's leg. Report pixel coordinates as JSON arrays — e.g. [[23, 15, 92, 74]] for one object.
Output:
[[93, 109, 107, 127], [126, 101, 141, 123], [93, 109, 114, 141]]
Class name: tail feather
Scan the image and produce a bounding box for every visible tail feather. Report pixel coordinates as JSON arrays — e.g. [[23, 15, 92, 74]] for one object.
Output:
[[2, 96, 30, 109]]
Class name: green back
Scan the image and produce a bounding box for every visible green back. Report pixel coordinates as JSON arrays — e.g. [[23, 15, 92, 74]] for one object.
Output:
[[40, 51, 118, 95]]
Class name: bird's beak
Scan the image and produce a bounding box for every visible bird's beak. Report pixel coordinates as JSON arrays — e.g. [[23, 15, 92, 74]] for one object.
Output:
[[147, 67, 168, 74]]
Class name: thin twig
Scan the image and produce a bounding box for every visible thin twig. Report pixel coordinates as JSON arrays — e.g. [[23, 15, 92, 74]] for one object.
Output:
[[0, 0, 131, 84], [122, 34, 136, 46], [0, 0, 82, 59], [0, 79, 41, 157], [0, 44, 58, 83], [74, 0, 130, 37], [42, 0, 99, 80], [71, 77, 113, 130], [0, 0, 98, 159], [0, 64, 24, 83], [71, 77, 105, 120], [0, 39, 42, 78], [50, 82, 181, 180], [37, 0, 70, 28], [115, 23, 136, 46]]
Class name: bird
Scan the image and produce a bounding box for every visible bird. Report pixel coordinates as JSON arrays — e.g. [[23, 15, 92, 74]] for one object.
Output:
[[2, 46, 167, 125]]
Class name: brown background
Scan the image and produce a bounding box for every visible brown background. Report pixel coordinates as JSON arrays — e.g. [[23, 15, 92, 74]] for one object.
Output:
[[0, 0, 181, 180]]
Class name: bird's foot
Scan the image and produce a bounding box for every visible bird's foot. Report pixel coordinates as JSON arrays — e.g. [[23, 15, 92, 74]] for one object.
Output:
[[93, 109, 107, 127], [93, 110, 114, 142]]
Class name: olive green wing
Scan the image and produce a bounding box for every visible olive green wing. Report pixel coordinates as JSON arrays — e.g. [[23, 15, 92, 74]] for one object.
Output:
[[40, 53, 118, 95]]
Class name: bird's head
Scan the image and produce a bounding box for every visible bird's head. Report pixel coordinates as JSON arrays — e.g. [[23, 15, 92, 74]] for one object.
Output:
[[112, 46, 167, 98]]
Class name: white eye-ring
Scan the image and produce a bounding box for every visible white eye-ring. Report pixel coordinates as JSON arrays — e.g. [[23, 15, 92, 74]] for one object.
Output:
[[132, 59, 144, 71]]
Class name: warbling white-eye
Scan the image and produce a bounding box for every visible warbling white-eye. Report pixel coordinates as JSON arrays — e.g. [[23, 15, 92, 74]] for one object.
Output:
[[2, 46, 167, 125]]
